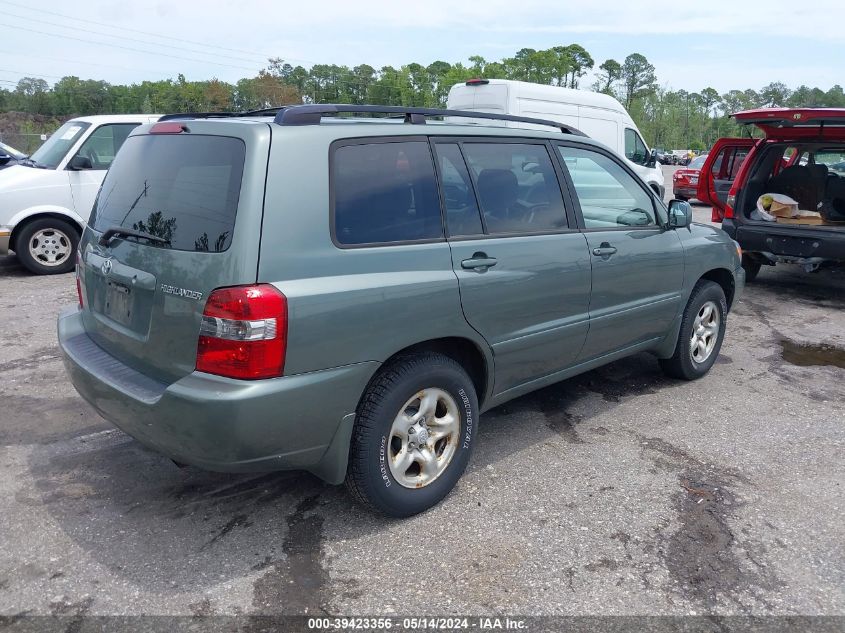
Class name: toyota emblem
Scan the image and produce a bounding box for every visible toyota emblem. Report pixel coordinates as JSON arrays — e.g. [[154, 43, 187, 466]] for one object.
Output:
[[101, 259, 113, 276]]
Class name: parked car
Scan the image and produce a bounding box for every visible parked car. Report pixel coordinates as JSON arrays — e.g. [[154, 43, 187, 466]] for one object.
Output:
[[59, 105, 743, 517], [0, 114, 161, 274], [654, 148, 674, 165], [671, 150, 692, 166], [447, 79, 665, 198], [699, 108, 845, 280], [672, 153, 709, 200], [0, 141, 27, 170]]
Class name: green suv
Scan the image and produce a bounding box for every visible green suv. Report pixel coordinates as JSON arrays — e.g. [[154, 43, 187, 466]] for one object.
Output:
[[58, 105, 744, 517]]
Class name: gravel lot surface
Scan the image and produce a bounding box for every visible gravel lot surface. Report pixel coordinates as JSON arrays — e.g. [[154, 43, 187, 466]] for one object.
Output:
[[0, 170, 843, 619]]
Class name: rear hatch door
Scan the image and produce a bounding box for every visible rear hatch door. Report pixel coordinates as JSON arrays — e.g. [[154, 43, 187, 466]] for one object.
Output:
[[733, 108, 845, 140], [78, 119, 271, 383]]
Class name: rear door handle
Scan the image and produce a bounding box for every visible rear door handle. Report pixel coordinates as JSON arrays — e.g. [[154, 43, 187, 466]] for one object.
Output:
[[461, 253, 498, 272], [591, 243, 617, 257]]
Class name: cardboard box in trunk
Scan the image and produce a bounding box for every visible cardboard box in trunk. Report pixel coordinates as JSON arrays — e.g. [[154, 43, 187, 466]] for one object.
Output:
[[775, 215, 825, 225], [769, 199, 799, 218]]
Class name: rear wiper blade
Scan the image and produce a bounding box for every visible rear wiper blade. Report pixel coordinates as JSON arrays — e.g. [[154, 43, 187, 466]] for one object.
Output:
[[99, 226, 171, 247]]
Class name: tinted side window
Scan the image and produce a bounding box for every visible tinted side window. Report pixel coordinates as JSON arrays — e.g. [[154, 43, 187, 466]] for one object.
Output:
[[333, 141, 442, 246], [558, 146, 656, 228], [461, 143, 567, 234], [433, 143, 483, 237], [76, 124, 140, 169]]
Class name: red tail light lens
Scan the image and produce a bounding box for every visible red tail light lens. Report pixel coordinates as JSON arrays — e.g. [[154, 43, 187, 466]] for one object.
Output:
[[150, 122, 186, 134], [724, 187, 738, 220], [196, 284, 287, 380]]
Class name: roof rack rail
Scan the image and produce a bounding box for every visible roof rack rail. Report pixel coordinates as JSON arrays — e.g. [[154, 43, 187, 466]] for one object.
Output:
[[273, 104, 586, 136], [159, 107, 285, 122], [159, 112, 239, 121]]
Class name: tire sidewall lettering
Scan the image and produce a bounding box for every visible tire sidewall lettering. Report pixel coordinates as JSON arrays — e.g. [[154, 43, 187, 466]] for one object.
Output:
[[379, 435, 391, 488], [458, 387, 474, 449]]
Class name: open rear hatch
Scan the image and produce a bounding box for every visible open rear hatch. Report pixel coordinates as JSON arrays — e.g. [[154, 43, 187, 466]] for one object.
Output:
[[733, 108, 845, 139], [77, 120, 271, 384]]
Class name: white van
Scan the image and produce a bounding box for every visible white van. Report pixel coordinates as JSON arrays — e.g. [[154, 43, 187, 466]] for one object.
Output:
[[0, 114, 161, 274], [446, 79, 664, 198]]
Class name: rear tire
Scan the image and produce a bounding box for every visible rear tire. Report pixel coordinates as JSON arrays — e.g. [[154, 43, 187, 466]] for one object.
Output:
[[741, 255, 762, 282], [659, 281, 727, 381], [346, 352, 478, 518], [14, 217, 79, 275]]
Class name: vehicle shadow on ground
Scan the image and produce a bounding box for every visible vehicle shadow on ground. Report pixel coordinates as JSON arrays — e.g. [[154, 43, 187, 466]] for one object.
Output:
[[24, 350, 688, 600], [748, 263, 845, 308], [0, 255, 25, 276]]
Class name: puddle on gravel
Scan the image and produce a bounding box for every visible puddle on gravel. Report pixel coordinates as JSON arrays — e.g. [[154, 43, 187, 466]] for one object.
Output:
[[780, 339, 845, 369]]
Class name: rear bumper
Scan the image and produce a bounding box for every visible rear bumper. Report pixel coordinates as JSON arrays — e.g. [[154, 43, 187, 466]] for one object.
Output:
[[733, 263, 746, 308], [58, 307, 377, 482], [672, 186, 697, 198], [725, 219, 845, 264]]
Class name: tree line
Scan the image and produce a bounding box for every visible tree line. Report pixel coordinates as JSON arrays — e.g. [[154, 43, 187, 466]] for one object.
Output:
[[2, 46, 844, 153]]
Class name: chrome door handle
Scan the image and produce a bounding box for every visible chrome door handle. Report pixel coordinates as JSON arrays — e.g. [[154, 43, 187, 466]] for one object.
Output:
[[592, 243, 617, 257], [461, 253, 498, 271]]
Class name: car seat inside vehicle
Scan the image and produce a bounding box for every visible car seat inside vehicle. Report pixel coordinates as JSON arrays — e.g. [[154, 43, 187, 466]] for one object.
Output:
[[742, 144, 845, 225]]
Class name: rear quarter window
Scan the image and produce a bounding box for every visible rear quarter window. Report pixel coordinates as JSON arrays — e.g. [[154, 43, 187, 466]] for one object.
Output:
[[90, 134, 246, 252], [332, 140, 443, 246]]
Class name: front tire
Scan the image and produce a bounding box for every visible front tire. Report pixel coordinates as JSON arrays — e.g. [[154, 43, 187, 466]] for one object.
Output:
[[14, 217, 79, 275], [346, 352, 478, 518], [659, 281, 727, 380]]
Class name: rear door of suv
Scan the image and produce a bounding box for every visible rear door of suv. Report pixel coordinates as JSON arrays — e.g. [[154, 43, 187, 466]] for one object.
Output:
[[77, 120, 271, 384], [431, 137, 592, 394]]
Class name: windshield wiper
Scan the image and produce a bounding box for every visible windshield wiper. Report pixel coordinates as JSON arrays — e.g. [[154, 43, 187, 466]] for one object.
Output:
[[20, 158, 47, 169], [99, 226, 171, 247]]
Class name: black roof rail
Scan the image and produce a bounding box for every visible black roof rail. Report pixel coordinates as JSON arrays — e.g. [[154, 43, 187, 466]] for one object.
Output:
[[273, 104, 586, 136], [158, 107, 285, 122], [159, 112, 239, 121]]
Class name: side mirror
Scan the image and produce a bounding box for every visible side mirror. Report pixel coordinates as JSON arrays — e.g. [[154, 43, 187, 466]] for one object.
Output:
[[0, 153, 11, 166], [668, 199, 692, 229], [646, 148, 658, 168], [68, 155, 93, 171]]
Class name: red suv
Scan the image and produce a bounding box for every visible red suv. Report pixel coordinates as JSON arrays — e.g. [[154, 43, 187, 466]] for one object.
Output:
[[699, 108, 845, 280]]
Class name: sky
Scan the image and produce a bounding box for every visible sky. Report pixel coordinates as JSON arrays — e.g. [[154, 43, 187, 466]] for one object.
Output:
[[0, 0, 842, 95]]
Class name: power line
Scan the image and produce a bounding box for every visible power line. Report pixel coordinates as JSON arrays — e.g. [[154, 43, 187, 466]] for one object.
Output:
[[0, 67, 65, 79], [0, 0, 316, 65], [2, 11, 266, 66], [3, 50, 179, 76], [0, 24, 263, 73]]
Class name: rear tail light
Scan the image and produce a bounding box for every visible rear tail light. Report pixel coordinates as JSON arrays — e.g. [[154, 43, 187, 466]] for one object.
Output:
[[196, 284, 287, 380], [724, 187, 738, 220], [75, 250, 85, 308]]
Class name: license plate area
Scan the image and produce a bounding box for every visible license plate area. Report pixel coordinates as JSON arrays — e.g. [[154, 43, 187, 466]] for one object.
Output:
[[105, 281, 132, 326], [765, 235, 819, 257]]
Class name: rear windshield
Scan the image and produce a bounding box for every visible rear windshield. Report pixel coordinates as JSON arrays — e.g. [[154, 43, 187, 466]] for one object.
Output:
[[689, 155, 707, 169], [90, 134, 246, 252]]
